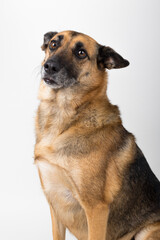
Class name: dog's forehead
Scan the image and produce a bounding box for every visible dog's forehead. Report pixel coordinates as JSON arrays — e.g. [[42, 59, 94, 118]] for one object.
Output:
[[51, 31, 98, 55]]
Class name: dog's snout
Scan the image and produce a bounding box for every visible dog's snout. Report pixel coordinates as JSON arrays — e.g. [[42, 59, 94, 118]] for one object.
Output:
[[44, 61, 60, 74]]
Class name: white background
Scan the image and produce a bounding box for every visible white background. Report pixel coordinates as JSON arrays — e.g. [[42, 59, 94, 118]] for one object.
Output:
[[1, 0, 160, 239]]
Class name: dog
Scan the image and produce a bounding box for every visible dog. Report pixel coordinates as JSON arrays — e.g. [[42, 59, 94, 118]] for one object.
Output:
[[34, 31, 160, 240]]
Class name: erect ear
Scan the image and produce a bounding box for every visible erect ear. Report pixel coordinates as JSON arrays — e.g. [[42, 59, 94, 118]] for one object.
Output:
[[41, 31, 58, 51], [97, 45, 129, 70]]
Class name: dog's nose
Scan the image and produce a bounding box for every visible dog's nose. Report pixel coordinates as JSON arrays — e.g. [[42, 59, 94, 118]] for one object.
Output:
[[44, 61, 60, 74]]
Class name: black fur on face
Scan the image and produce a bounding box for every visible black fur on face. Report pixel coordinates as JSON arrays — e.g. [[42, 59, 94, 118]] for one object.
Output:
[[41, 31, 79, 89], [97, 45, 129, 70], [41, 32, 58, 51], [41, 32, 89, 89]]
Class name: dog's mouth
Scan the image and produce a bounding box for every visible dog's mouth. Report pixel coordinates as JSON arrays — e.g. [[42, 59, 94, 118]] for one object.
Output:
[[42, 77, 62, 89], [43, 77, 57, 85]]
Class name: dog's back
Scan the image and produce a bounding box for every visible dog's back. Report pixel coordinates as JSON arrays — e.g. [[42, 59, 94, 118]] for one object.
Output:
[[108, 144, 160, 239]]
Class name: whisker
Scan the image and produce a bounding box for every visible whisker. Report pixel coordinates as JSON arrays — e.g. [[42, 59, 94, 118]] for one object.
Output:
[[32, 65, 42, 82]]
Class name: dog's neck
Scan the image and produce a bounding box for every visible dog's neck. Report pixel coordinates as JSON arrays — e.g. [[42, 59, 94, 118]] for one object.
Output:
[[38, 77, 107, 107], [37, 78, 121, 137]]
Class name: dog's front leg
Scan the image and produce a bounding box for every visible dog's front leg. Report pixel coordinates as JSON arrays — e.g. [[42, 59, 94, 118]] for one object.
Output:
[[84, 203, 109, 240], [50, 205, 66, 240]]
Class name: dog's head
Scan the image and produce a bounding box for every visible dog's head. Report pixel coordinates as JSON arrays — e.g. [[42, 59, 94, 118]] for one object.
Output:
[[41, 31, 129, 89]]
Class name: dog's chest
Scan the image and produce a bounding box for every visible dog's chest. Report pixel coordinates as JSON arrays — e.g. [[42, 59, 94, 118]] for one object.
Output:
[[36, 160, 83, 226]]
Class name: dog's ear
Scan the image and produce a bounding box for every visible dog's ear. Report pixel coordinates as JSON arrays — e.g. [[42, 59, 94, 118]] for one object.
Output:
[[41, 32, 58, 51], [97, 45, 129, 70]]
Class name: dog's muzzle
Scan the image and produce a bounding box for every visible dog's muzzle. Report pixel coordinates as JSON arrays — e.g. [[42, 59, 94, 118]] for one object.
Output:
[[41, 58, 77, 89], [41, 60, 62, 88]]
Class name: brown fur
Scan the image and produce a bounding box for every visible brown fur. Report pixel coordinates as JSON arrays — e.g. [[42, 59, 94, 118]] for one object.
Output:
[[34, 31, 160, 240]]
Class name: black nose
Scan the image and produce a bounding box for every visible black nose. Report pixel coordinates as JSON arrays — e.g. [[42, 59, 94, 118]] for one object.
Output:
[[44, 60, 60, 74]]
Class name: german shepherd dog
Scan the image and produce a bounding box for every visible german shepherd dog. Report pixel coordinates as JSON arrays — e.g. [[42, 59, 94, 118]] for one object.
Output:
[[34, 31, 160, 240]]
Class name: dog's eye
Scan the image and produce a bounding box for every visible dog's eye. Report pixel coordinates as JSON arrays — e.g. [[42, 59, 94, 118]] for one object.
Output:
[[77, 49, 87, 59], [50, 41, 57, 50]]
